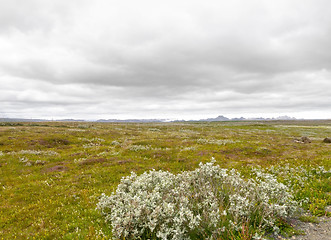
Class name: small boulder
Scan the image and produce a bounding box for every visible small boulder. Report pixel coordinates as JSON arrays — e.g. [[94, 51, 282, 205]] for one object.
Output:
[[301, 136, 311, 143], [294, 136, 311, 143], [323, 137, 331, 143]]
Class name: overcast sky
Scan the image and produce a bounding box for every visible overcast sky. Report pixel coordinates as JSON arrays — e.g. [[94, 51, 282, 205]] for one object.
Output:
[[1, 0, 330, 120]]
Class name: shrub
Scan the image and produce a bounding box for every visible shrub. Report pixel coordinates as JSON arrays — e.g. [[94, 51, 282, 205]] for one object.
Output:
[[97, 159, 298, 239]]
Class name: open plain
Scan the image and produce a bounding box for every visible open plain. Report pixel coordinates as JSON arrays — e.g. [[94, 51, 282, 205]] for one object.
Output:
[[0, 120, 330, 239]]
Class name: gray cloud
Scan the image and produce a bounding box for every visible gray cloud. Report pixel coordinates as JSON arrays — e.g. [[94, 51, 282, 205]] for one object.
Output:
[[0, 0, 331, 119]]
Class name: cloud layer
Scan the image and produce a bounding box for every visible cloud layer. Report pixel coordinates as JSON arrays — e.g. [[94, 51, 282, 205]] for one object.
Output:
[[1, 0, 330, 119]]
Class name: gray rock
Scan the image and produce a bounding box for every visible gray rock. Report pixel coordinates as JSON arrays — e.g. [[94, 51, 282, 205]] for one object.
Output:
[[294, 137, 311, 143], [301, 137, 311, 143]]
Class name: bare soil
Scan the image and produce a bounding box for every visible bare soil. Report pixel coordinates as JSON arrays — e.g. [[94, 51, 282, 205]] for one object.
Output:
[[286, 216, 331, 240], [282, 206, 331, 240]]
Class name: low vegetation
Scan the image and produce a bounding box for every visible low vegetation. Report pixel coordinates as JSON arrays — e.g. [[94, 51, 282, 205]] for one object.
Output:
[[98, 160, 300, 239], [0, 120, 330, 239]]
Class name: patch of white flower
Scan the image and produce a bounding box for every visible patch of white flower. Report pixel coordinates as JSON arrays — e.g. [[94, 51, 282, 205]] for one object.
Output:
[[77, 124, 90, 129], [179, 129, 199, 134], [80, 137, 105, 148], [111, 140, 120, 146], [97, 159, 298, 239], [180, 146, 196, 151], [96, 151, 108, 157], [197, 139, 239, 145], [19, 157, 29, 163], [92, 138, 105, 143], [9, 150, 59, 156], [148, 128, 161, 132], [74, 158, 87, 163], [0, 151, 3, 156], [152, 147, 171, 151], [67, 128, 86, 132], [129, 145, 151, 152]]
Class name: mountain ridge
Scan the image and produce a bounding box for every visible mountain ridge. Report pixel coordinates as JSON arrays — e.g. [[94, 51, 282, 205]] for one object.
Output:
[[0, 115, 301, 123]]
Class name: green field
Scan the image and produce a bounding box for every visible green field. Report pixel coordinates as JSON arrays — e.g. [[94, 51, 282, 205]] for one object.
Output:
[[0, 121, 330, 239]]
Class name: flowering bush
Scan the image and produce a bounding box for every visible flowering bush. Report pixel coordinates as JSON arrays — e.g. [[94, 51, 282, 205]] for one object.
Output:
[[97, 159, 299, 239]]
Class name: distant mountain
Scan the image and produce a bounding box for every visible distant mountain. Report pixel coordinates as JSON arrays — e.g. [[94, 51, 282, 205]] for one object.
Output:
[[0, 117, 165, 123], [0, 118, 88, 122], [246, 116, 297, 120], [273, 115, 297, 120], [96, 119, 164, 123], [200, 115, 230, 121], [231, 117, 246, 121], [0, 118, 46, 122], [0, 115, 299, 123], [56, 119, 86, 122], [197, 115, 297, 122]]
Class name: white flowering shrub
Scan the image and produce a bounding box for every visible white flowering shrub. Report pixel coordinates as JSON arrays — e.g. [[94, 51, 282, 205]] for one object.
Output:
[[97, 159, 299, 239], [226, 168, 298, 234], [80, 137, 105, 148], [8, 150, 59, 156], [111, 140, 120, 146], [129, 145, 151, 152], [197, 139, 239, 145]]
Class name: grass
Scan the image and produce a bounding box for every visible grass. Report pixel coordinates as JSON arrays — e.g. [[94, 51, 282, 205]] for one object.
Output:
[[298, 215, 319, 223], [0, 120, 330, 239]]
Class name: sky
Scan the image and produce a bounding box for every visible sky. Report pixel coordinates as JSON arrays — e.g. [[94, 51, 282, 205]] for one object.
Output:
[[0, 0, 330, 120]]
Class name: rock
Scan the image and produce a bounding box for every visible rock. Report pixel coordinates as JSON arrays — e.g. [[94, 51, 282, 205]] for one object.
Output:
[[294, 137, 311, 143], [322, 137, 331, 143], [301, 137, 311, 143]]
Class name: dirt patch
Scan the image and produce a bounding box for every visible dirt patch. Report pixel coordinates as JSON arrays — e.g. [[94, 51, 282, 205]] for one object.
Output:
[[99, 158, 132, 166], [281, 206, 331, 240], [79, 157, 124, 166], [177, 158, 187, 162], [70, 152, 87, 157], [79, 158, 107, 165], [117, 159, 133, 165], [28, 138, 70, 148], [197, 150, 210, 156], [282, 217, 331, 240], [43, 165, 68, 173], [153, 151, 172, 160], [224, 154, 241, 160]]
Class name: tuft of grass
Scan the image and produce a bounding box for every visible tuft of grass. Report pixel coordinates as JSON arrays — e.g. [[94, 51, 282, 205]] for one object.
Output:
[[299, 215, 319, 223]]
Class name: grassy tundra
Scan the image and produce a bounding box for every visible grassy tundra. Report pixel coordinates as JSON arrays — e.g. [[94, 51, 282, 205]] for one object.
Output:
[[0, 121, 330, 239]]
